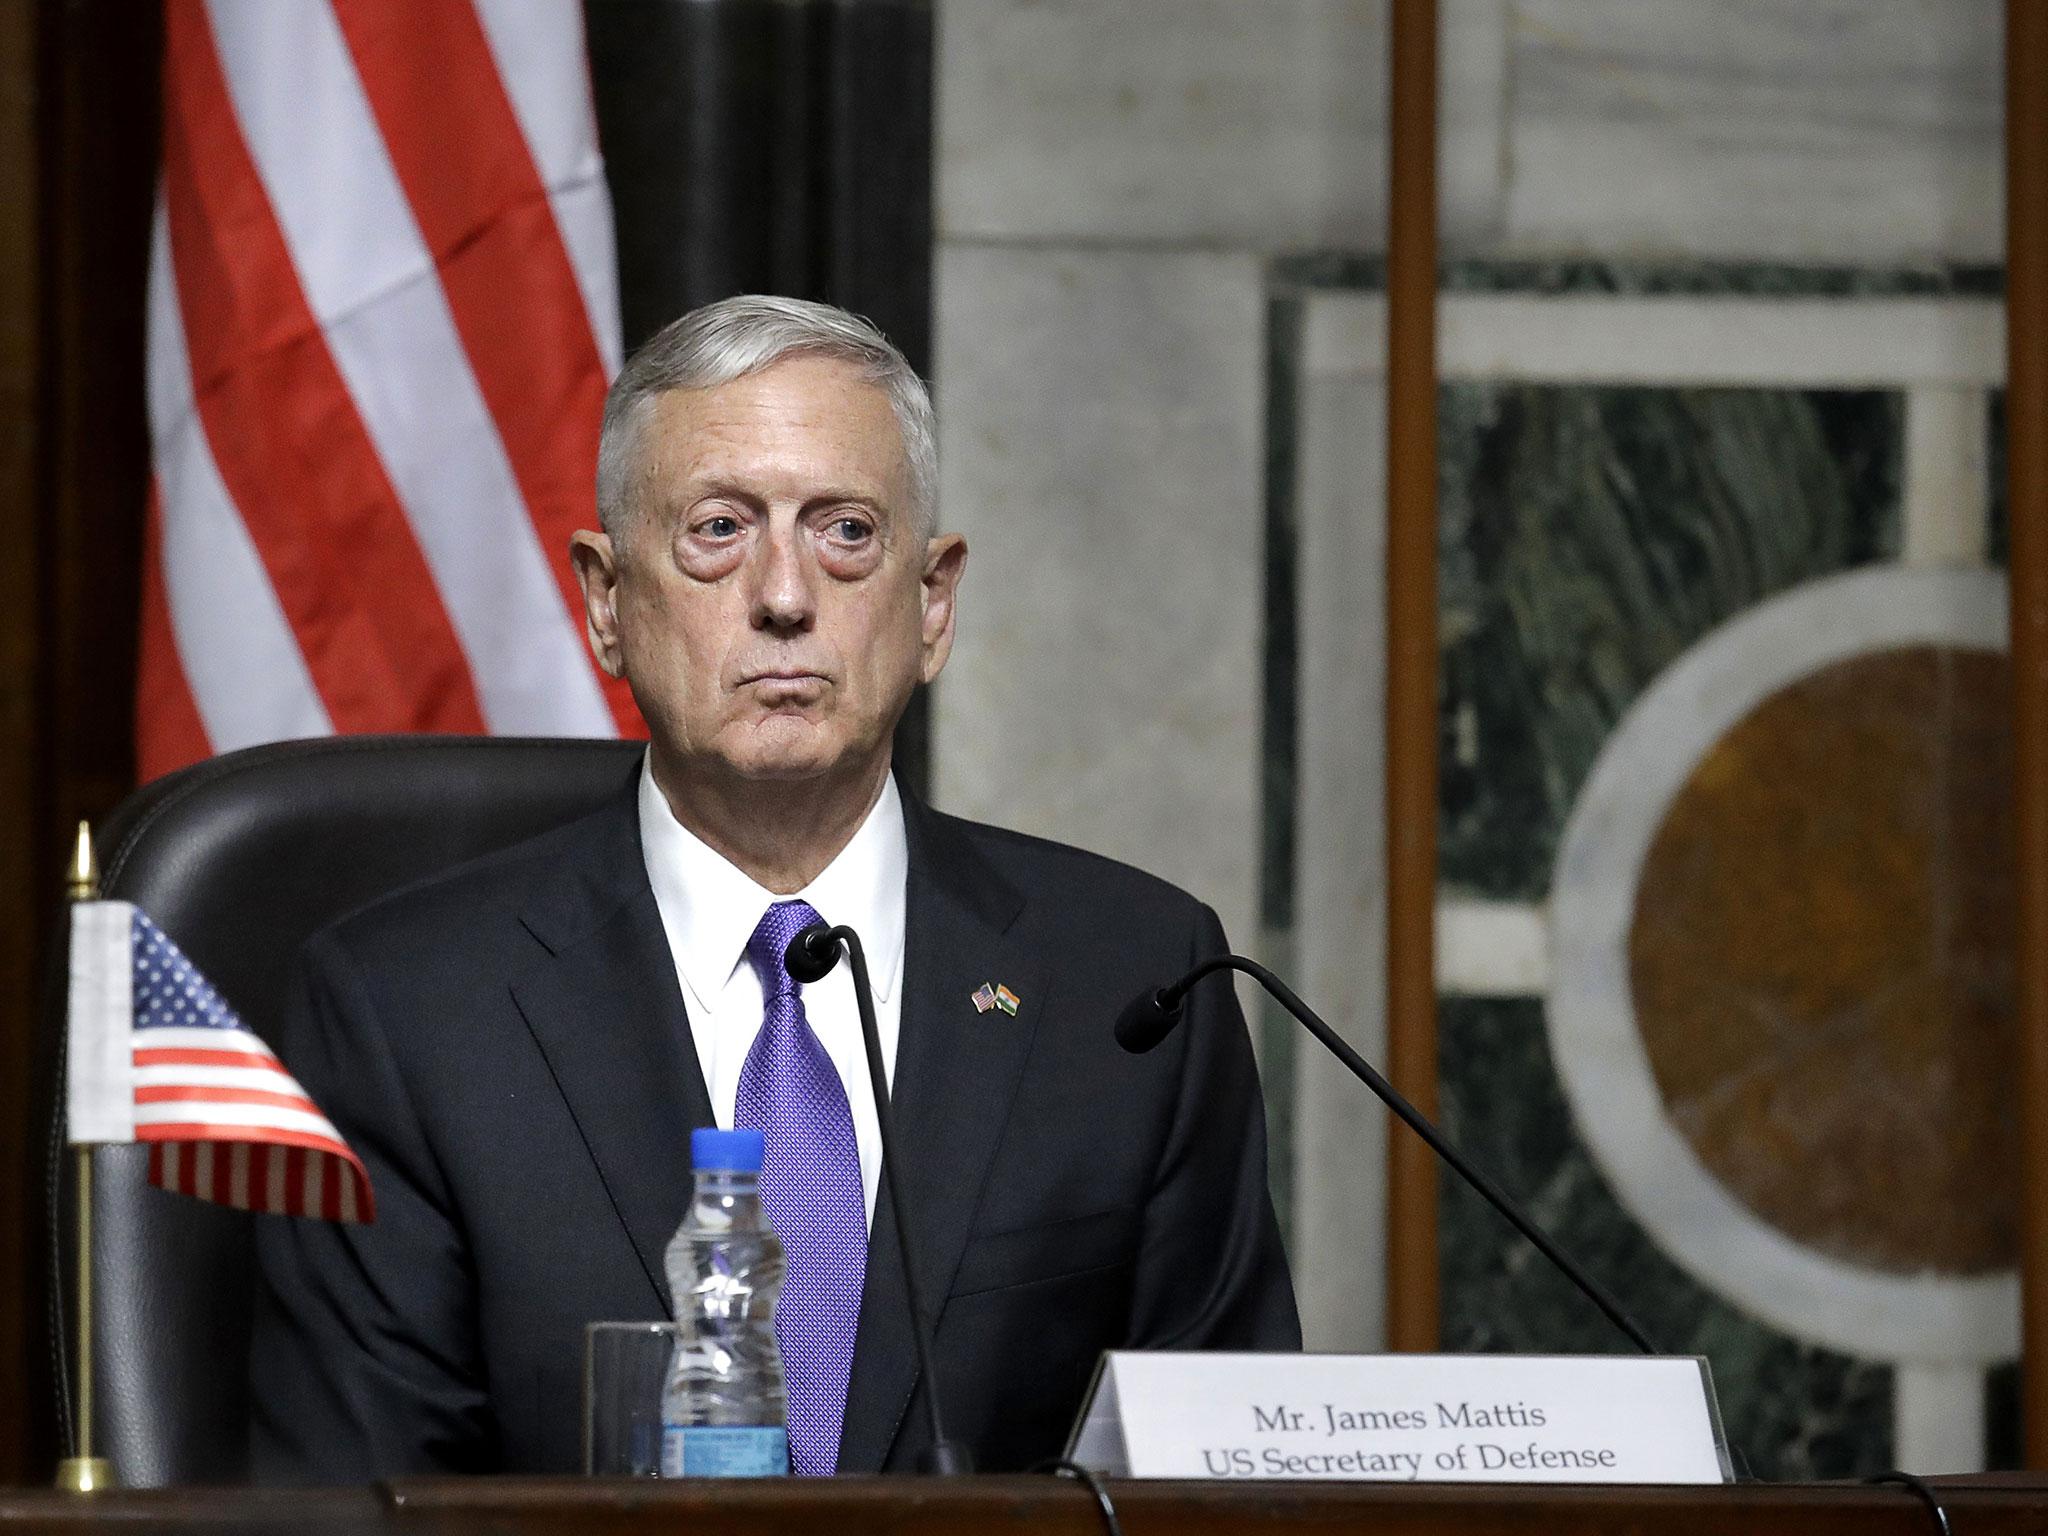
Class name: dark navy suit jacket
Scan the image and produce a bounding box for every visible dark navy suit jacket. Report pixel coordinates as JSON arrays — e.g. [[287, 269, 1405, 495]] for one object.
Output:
[[250, 774, 1299, 1478]]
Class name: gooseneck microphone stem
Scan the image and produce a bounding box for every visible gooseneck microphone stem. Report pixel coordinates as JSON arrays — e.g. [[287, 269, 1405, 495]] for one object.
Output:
[[798, 923, 972, 1474], [1155, 955, 1658, 1357]]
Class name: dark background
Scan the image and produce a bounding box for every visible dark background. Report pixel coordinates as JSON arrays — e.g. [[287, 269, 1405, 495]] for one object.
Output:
[[0, 0, 933, 1484]]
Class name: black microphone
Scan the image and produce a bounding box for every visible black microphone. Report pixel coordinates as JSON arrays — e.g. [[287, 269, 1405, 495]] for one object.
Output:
[[1118, 955, 1660, 1356], [785, 921, 974, 1474]]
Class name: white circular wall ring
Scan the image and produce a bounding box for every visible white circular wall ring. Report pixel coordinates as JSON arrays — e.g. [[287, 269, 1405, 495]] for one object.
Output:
[[1547, 564, 2016, 1366]]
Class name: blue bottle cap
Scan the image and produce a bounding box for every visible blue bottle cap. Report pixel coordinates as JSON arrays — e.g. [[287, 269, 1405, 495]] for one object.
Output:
[[692, 1126, 764, 1173]]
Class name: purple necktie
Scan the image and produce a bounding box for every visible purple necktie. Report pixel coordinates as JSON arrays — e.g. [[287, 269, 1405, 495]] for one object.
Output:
[[735, 899, 867, 1476]]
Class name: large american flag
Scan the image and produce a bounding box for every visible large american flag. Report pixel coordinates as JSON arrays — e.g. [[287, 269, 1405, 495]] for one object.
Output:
[[68, 901, 373, 1224], [140, 0, 636, 782]]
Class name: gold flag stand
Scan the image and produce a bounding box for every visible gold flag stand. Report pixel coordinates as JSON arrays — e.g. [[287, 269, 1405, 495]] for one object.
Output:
[[55, 820, 114, 1493]]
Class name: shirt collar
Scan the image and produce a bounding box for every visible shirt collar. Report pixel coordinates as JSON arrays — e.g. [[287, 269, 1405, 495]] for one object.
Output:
[[637, 753, 908, 1011]]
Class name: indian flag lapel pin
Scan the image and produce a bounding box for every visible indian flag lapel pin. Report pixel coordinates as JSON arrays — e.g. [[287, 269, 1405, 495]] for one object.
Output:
[[971, 982, 998, 1014], [994, 984, 1021, 1016]]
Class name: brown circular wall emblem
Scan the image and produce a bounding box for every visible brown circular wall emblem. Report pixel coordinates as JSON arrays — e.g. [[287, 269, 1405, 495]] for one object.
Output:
[[1629, 645, 2014, 1277]]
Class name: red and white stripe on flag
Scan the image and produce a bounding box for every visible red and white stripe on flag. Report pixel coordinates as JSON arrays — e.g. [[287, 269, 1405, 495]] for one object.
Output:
[[140, 0, 638, 783], [68, 900, 374, 1224]]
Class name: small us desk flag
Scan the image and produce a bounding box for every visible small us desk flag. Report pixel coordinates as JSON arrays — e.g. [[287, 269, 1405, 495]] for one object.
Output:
[[67, 902, 373, 1223]]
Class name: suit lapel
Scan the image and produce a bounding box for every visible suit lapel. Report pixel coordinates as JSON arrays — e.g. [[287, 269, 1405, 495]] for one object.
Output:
[[510, 784, 713, 1313], [838, 793, 1044, 1472]]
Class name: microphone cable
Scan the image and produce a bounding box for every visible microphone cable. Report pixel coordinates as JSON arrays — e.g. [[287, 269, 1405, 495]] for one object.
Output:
[[1032, 1456, 1126, 1536], [1864, 1470, 1952, 1536]]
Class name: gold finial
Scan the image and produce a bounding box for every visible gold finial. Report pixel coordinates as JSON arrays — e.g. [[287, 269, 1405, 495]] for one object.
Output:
[[68, 821, 98, 902], [54, 1456, 113, 1494]]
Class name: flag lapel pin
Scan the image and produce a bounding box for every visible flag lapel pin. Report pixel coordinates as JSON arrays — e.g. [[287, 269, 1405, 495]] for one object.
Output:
[[971, 982, 998, 1014], [994, 984, 1021, 1016]]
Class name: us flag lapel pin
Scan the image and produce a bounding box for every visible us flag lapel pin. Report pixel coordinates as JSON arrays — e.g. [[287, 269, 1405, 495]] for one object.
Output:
[[971, 982, 998, 1014]]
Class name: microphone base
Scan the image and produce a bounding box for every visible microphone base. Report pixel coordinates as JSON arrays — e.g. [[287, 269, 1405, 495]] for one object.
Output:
[[916, 1441, 975, 1475]]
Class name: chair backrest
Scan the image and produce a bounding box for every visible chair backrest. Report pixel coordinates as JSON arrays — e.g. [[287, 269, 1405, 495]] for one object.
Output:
[[43, 734, 644, 1487]]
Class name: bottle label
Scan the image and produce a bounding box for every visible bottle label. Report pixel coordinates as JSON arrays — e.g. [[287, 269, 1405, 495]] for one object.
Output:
[[661, 1424, 789, 1478]]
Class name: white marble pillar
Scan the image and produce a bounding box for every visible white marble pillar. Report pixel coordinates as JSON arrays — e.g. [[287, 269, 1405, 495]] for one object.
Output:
[[1290, 302, 1391, 1350], [930, 243, 1266, 961]]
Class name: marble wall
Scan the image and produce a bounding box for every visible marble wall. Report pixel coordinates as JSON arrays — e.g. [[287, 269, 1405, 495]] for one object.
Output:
[[926, 0, 2010, 1482], [937, 0, 1999, 263], [1502, 0, 2000, 263], [1289, 271, 2011, 1478]]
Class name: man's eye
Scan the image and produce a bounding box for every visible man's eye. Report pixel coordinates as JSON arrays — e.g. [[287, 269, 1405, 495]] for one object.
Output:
[[700, 515, 741, 538], [830, 517, 872, 542]]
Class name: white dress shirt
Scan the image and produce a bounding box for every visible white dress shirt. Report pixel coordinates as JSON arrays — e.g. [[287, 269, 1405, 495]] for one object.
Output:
[[637, 753, 904, 1228]]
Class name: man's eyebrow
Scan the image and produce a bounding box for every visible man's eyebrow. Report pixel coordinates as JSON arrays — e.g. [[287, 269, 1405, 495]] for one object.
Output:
[[799, 489, 888, 511], [672, 476, 763, 505], [670, 479, 888, 512]]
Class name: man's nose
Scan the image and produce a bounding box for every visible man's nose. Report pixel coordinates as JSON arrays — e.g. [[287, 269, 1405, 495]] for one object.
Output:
[[750, 519, 816, 630]]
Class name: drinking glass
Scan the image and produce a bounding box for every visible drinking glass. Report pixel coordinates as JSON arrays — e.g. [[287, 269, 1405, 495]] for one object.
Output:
[[583, 1320, 682, 1476]]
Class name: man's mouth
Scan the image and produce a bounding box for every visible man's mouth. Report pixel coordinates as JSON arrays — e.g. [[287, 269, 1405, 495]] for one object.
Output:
[[741, 671, 830, 704]]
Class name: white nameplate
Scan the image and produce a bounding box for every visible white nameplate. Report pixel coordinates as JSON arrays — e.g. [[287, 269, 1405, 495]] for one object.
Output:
[[1066, 1352, 1731, 1483]]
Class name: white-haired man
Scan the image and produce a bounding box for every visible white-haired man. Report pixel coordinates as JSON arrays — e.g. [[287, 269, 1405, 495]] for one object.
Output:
[[250, 296, 1299, 1481]]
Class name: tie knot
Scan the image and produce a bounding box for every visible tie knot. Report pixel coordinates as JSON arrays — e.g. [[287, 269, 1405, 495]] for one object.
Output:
[[747, 898, 825, 996]]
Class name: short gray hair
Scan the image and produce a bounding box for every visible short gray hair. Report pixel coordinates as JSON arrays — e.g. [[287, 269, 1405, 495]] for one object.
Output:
[[596, 294, 937, 543]]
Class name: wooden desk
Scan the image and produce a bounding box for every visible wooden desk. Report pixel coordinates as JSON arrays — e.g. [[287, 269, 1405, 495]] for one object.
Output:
[[0, 1474, 2034, 1535]]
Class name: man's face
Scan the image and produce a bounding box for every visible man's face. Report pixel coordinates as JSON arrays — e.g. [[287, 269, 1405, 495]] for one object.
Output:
[[573, 354, 965, 793]]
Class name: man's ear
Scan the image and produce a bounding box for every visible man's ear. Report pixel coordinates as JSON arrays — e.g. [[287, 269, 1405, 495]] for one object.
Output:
[[569, 529, 626, 678], [918, 533, 968, 685]]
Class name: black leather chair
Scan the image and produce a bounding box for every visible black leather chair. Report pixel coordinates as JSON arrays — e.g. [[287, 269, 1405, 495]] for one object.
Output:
[[42, 734, 644, 1486]]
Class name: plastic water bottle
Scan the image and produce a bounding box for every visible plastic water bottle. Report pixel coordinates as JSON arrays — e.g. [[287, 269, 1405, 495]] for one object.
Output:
[[660, 1127, 790, 1477]]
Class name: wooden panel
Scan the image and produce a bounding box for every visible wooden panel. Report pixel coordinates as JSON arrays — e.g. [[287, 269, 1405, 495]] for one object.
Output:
[[0, 0, 47, 1486], [1382, 0, 1441, 1353], [36, 0, 154, 823], [0, 0, 160, 1487], [0, 1477, 2042, 1536], [2010, 0, 2048, 1471]]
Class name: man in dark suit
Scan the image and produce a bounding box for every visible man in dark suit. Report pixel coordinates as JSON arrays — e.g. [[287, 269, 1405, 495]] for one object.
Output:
[[250, 296, 1298, 1481]]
